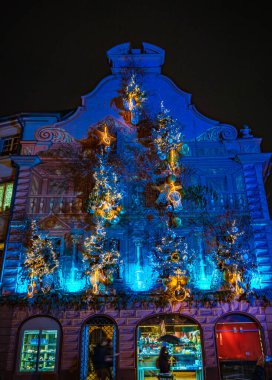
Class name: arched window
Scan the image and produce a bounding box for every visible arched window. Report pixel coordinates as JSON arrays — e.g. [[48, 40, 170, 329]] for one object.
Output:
[[17, 316, 61, 373], [81, 316, 118, 380], [137, 314, 204, 380], [215, 313, 264, 380]]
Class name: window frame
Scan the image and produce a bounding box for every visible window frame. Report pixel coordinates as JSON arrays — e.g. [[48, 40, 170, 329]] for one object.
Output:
[[17, 316, 61, 374], [0, 135, 20, 155]]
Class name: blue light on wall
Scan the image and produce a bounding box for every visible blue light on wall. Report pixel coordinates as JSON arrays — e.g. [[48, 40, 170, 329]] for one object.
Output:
[[124, 263, 158, 292], [16, 278, 28, 294], [196, 274, 213, 290], [250, 272, 262, 289], [61, 266, 86, 293]]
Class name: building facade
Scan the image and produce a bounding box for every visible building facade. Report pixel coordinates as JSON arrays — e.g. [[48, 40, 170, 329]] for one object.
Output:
[[0, 43, 272, 380]]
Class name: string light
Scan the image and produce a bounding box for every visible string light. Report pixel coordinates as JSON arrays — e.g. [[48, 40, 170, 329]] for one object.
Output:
[[23, 220, 59, 297], [123, 73, 146, 111]]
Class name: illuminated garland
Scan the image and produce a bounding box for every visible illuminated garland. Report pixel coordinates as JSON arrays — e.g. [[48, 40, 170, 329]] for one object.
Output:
[[22, 220, 59, 298]]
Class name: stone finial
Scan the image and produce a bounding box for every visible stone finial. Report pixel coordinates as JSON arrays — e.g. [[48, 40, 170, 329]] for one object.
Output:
[[107, 42, 165, 74], [240, 124, 253, 138]]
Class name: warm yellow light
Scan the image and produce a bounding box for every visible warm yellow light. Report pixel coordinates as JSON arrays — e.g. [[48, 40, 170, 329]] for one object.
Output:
[[90, 269, 99, 285], [93, 283, 99, 294], [168, 149, 179, 170], [96, 125, 115, 146], [167, 181, 182, 205]]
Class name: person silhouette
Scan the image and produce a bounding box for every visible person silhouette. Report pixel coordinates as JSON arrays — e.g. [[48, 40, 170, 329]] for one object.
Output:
[[252, 355, 265, 380], [157, 346, 171, 374], [92, 340, 108, 380]]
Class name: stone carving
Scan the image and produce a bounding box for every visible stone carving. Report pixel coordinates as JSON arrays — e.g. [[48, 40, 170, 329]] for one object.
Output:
[[197, 124, 238, 141], [35, 127, 75, 143]]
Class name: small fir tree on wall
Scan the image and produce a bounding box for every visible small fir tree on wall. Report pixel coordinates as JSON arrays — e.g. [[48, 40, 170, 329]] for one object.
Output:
[[205, 215, 256, 295], [22, 220, 59, 298]]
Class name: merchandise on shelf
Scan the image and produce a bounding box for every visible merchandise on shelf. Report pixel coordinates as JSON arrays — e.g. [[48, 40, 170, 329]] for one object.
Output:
[[137, 323, 204, 380], [19, 330, 57, 372]]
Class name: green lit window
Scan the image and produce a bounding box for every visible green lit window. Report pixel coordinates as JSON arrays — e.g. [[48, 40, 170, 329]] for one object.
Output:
[[18, 318, 60, 373], [19, 330, 39, 372], [0, 182, 13, 213]]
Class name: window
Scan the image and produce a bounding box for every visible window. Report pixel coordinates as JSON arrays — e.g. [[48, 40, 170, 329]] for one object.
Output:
[[18, 317, 60, 373], [0, 182, 13, 213], [1, 135, 20, 155]]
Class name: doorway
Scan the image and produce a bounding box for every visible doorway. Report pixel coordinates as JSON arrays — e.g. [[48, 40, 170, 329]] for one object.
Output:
[[215, 313, 264, 380], [81, 316, 117, 380]]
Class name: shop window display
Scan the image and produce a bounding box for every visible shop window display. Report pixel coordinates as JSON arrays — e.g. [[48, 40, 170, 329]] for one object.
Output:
[[17, 317, 60, 373], [137, 315, 204, 380], [19, 330, 57, 372]]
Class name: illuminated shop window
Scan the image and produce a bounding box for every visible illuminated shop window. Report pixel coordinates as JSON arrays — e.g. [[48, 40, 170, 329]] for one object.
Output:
[[18, 317, 60, 373], [0, 182, 13, 213], [1, 135, 20, 155], [137, 314, 204, 380]]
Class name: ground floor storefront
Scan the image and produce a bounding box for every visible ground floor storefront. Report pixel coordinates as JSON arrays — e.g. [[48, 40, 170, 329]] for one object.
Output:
[[0, 301, 271, 380]]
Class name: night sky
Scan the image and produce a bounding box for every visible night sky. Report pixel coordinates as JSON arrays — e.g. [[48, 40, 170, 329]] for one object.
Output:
[[0, 2, 271, 152]]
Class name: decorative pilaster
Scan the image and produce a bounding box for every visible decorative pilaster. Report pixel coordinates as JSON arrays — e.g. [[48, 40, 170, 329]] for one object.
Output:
[[237, 154, 272, 288], [1, 156, 41, 294]]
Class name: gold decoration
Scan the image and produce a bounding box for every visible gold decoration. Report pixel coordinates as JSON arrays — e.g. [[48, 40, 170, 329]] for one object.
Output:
[[224, 270, 243, 295], [163, 269, 189, 302], [168, 148, 180, 171], [96, 125, 116, 147], [174, 280, 187, 302], [170, 251, 180, 262]]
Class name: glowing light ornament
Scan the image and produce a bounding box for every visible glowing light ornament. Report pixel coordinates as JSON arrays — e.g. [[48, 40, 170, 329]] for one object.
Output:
[[154, 177, 183, 211], [123, 73, 146, 125], [96, 124, 116, 148], [22, 220, 59, 298], [164, 269, 189, 302], [172, 270, 189, 301]]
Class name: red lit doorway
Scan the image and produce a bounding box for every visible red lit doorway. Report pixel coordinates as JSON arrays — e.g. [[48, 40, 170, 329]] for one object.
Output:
[[215, 313, 264, 380]]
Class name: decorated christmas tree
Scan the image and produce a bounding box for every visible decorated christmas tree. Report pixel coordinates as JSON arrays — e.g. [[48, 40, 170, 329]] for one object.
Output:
[[87, 151, 125, 225], [83, 223, 120, 294], [22, 220, 59, 297], [207, 217, 256, 294]]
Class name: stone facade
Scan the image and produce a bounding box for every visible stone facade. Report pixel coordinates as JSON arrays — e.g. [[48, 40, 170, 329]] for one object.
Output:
[[1, 302, 272, 379], [0, 43, 271, 380]]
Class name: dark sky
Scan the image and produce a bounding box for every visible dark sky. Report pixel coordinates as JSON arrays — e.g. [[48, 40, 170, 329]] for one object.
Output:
[[0, 2, 271, 152]]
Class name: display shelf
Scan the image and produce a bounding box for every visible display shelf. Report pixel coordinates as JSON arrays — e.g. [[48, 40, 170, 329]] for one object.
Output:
[[19, 329, 58, 373], [137, 323, 204, 380]]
